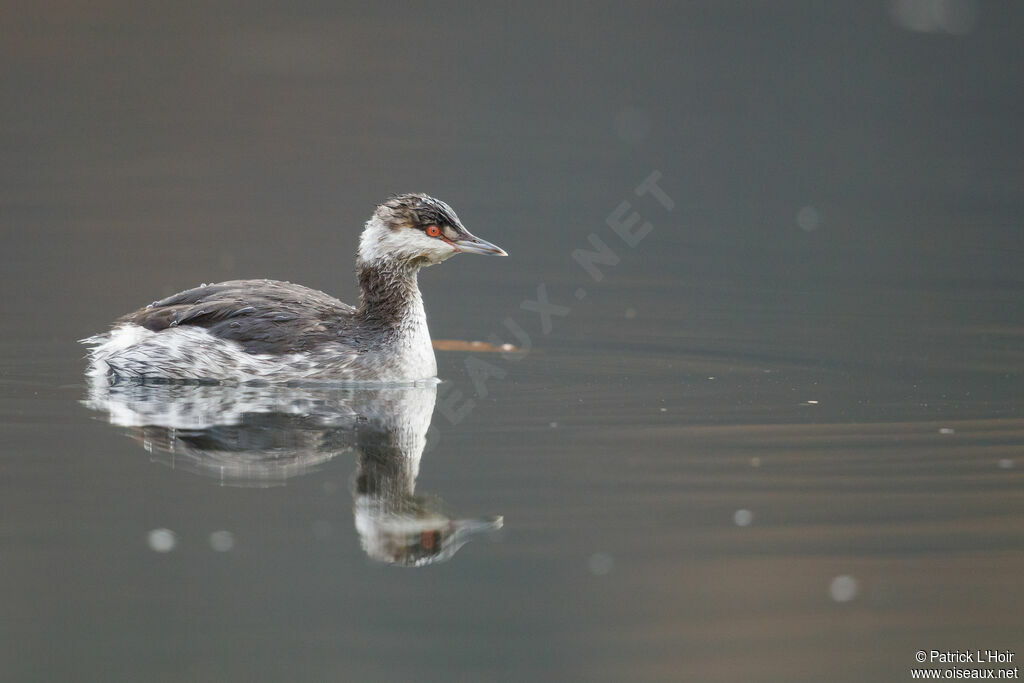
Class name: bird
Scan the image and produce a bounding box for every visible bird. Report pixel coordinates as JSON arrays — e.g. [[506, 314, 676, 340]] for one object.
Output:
[[82, 194, 507, 383]]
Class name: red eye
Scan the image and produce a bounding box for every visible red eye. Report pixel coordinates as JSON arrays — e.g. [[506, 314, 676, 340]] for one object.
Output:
[[426, 225, 441, 237]]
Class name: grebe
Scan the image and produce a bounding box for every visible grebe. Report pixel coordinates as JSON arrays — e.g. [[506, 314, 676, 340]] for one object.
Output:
[[82, 194, 507, 383]]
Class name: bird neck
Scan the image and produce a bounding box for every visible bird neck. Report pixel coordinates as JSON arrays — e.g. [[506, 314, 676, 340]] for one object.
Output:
[[356, 258, 425, 327]]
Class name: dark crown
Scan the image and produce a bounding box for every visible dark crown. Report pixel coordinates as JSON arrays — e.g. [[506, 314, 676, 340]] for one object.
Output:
[[379, 193, 463, 231]]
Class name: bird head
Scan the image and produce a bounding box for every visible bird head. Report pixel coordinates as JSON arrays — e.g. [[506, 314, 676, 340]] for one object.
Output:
[[358, 193, 507, 268]]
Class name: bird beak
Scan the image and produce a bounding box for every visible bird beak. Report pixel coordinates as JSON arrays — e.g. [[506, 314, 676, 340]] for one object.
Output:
[[453, 232, 508, 256]]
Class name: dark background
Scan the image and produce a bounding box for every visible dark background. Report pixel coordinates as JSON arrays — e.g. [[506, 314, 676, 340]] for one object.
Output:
[[2, 2, 1022, 681]]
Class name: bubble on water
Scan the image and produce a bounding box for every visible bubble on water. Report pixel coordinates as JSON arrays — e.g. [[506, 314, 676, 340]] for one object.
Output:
[[750, 457, 762, 468], [549, 421, 559, 428], [614, 107, 651, 144], [588, 552, 614, 576], [830, 575, 858, 602], [938, 427, 955, 435], [733, 509, 754, 527], [998, 459, 1014, 470], [147, 528, 177, 553], [209, 530, 235, 552], [624, 307, 637, 319], [890, 0, 977, 34], [797, 205, 820, 232]]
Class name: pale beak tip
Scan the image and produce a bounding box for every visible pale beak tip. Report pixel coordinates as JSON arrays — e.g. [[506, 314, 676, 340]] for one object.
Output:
[[454, 235, 509, 257]]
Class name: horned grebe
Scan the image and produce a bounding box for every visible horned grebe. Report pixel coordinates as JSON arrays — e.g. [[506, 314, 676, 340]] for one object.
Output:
[[82, 194, 506, 383]]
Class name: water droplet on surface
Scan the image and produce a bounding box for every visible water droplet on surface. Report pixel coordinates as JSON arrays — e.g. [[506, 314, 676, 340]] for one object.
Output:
[[890, 0, 976, 34], [797, 205, 820, 232], [147, 528, 177, 553], [734, 509, 754, 527], [830, 575, 858, 602], [209, 530, 234, 552]]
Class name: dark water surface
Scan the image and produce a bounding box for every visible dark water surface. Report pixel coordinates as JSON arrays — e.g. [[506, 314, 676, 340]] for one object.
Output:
[[2, 3, 1023, 681]]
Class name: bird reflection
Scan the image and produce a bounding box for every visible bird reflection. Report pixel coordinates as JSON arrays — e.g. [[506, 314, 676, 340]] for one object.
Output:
[[83, 378, 502, 566]]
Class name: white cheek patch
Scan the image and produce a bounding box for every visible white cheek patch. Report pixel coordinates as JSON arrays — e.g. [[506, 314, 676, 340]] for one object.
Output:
[[359, 217, 457, 265]]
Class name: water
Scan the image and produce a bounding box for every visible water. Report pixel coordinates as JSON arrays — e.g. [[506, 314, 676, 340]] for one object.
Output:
[[2, 3, 1023, 681]]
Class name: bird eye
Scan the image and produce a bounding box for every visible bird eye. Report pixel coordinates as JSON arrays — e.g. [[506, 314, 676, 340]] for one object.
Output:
[[426, 225, 441, 237]]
